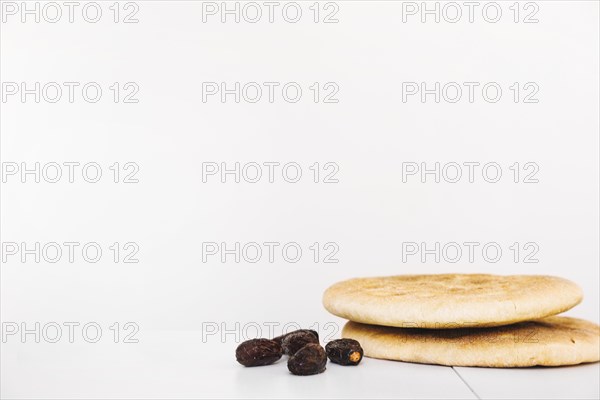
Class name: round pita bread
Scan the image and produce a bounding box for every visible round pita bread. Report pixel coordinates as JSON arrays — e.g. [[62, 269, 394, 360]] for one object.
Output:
[[342, 316, 600, 367], [323, 274, 583, 328]]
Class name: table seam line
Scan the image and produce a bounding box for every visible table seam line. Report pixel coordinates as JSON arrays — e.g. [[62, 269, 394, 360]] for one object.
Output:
[[452, 367, 481, 400]]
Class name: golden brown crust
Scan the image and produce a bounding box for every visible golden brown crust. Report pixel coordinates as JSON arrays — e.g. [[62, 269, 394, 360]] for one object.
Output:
[[342, 316, 600, 367], [323, 274, 583, 328]]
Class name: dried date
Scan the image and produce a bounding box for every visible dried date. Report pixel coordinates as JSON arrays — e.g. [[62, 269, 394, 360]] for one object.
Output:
[[287, 343, 327, 376], [236, 338, 283, 367], [272, 329, 319, 346], [325, 339, 363, 366], [281, 330, 320, 355]]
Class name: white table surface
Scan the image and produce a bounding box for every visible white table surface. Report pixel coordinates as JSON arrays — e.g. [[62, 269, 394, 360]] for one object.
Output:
[[455, 363, 600, 400], [2, 330, 598, 399]]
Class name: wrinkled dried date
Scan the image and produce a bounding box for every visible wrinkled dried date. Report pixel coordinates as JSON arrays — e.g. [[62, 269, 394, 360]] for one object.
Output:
[[282, 331, 320, 355], [236, 338, 283, 367], [325, 339, 363, 365], [287, 343, 327, 376], [273, 329, 319, 346]]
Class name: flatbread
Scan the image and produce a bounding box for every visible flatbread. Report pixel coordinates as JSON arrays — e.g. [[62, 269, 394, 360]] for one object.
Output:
[[342, 316, 600, 367], [323, 274, 583, 328]]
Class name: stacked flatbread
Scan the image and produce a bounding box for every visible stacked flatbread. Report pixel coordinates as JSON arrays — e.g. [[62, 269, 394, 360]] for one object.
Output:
[[323, 274, 600, 367]]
